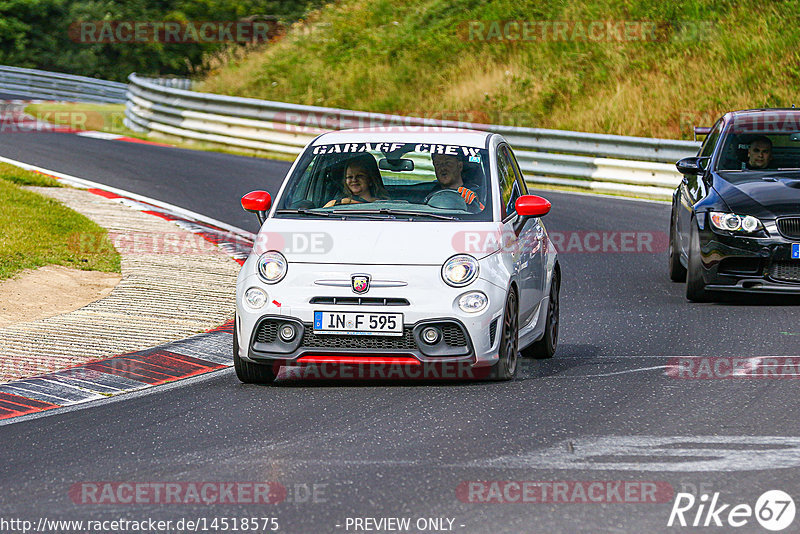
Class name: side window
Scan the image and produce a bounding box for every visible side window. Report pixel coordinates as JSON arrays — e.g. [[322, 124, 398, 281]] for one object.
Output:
[[699, 120, 722, 159], [506, 146, 529, 196], [498, 146, 521, 219]]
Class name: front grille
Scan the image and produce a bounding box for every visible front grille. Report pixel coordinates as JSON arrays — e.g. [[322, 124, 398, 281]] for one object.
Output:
[[255, 321, 279, 343], [442, 324, 467, 347], [769, 261, 800, 283], [777, 218, 800, 239], [309, 296, 409, 306], [302, 325, 418, 350]]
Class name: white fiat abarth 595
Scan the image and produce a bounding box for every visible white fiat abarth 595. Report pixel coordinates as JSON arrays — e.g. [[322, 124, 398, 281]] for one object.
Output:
[[235, 128, 560, 383]]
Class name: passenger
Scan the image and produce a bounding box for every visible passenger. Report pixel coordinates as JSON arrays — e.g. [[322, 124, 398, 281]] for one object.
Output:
[[324, 154, 389, 207], [427, 154, 484, 212], [746, 136, 773, 169]]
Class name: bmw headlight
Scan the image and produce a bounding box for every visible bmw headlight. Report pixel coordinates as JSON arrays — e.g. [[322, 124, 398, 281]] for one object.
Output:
[[257, 251, 287, 283], [442, 254, 479, 287], [709, 212, 764, 234]]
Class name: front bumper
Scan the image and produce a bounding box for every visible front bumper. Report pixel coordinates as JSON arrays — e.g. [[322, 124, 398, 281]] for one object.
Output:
[[698, 222, 800, 293], [235, 262, 511, 368], [246, 315, 477, 364]]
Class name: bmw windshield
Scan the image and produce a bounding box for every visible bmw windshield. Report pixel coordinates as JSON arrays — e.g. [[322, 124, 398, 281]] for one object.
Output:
[[275, 142, 493, 221], [716, 111, 800, 180]]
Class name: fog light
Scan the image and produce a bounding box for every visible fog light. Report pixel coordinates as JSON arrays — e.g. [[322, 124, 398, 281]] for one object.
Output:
[[422, 327, 440, 344], [458, 291, 488, 313], [244, 287, 267, 309], [279, 324, 296, 342]]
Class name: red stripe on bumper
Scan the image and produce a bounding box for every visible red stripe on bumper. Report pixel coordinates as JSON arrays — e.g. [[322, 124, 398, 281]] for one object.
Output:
[[296, 355, 421, 365]]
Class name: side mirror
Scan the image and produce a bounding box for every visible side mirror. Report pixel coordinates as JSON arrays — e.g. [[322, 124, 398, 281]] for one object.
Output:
[[241, 190, 271, 225], [676, 157, 708, 176], [516, 195, 551, 217]]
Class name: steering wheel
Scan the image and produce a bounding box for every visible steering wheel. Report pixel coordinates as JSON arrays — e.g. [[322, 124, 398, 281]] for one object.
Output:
[[425, 189, 468, 211]]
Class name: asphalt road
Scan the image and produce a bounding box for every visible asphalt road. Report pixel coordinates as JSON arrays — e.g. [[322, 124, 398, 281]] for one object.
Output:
[[2, 129, 800, 533]]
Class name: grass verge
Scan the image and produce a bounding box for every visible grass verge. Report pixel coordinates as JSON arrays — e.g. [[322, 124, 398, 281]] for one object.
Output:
[[0, 163, 121, 281], [24, 102, 143, 138], [199, 0, 800, 140]]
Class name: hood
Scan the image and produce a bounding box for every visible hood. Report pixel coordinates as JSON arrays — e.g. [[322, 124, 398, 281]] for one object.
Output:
[[715, 171, 800, 218], [253, 217, 505, 264]]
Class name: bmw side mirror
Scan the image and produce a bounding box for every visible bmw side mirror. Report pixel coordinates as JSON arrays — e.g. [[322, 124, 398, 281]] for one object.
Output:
[[676, 157, 708, 176], [241, 190, 271, 225]]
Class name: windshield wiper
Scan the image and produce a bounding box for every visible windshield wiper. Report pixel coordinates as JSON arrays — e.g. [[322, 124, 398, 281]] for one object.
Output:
[[340, 208, 457, 220], [275, 209, 334, 217]]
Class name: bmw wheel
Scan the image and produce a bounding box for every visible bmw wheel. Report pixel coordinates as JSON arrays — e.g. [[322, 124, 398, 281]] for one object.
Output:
[[685, 223, 710, 302], [668, 209, 687, 282]]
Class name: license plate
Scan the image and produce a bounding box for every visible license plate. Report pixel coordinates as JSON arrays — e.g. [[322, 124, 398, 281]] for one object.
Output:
[[793, 244, 800, 259], [313, 311, 403, 336]]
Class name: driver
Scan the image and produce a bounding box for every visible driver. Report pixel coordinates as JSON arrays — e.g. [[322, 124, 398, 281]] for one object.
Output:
[[426, 154, 484, 212], [746, 136, 772, 169]]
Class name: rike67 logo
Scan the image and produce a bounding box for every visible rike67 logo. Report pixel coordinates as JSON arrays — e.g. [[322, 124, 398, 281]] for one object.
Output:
[[668, 490, 796, 531]]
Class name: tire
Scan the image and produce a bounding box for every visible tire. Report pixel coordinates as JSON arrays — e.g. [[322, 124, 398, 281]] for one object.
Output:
[[668, 209, 687, 282], [685, 223, 711, 302], [489, 289, 519, 380], [233, 316, 277, 384], [523, 268, 560, 359]]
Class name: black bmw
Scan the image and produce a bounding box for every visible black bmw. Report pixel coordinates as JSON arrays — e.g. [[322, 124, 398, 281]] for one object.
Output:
[[669, 109, 800, 301]]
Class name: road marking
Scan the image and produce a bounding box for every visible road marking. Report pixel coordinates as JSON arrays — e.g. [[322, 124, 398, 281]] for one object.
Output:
[[474, 436, 800, 472], [554, 365, 670, 378], [75, 131, 123, 140]]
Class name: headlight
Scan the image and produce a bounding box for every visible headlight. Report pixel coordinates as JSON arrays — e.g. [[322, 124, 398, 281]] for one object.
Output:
[[458, 291, 488, 313], [257, 251, 287, 283], [709, 212, 764, 234], [244, 287, 268, 309], [442, 254, 479, 287]]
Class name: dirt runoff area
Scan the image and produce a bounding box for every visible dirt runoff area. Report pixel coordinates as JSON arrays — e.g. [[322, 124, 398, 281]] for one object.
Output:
[[0, 265, 121, 328]]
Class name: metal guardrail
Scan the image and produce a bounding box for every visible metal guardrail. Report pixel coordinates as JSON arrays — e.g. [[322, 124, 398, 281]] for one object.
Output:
[[0, 66, 127, 103], [123, 73, 699, 199]]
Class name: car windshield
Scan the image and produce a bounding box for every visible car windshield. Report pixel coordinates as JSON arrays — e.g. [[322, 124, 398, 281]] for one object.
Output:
[[275, 142, 493, 221], [716, 112, 800, 176]]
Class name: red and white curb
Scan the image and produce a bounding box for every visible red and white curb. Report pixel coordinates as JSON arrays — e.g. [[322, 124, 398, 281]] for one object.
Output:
[[0, 322, 234, 420], [0, 156, 255, 422]]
